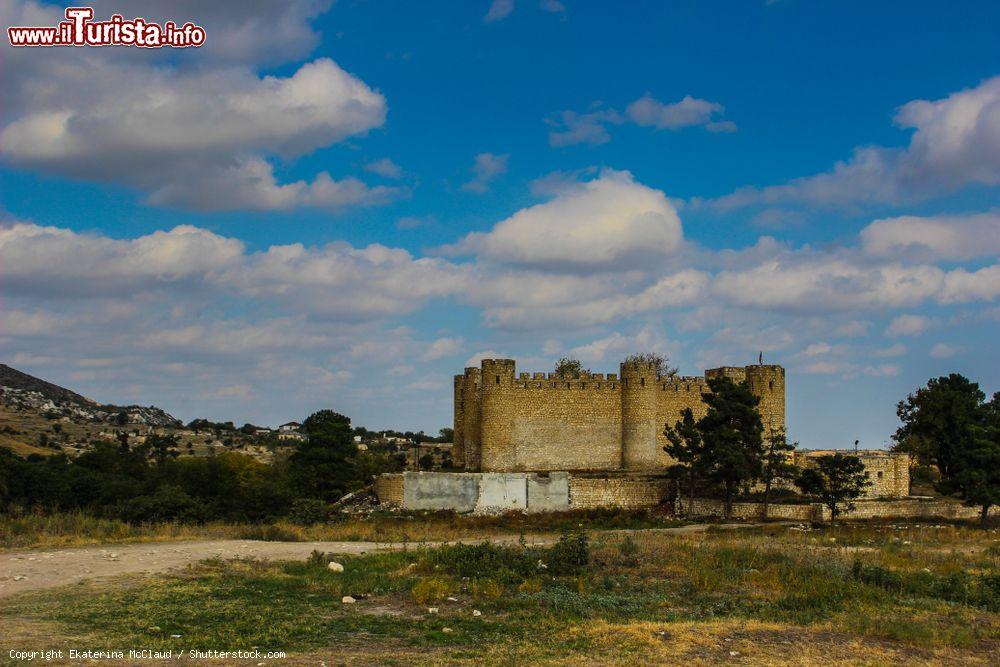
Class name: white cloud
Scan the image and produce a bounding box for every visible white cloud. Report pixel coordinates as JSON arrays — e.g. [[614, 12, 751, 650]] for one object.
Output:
[[462, 153, 509, 193], [549, 94, 734, 147], [626, 94, 735, 132], [365, 158, 404, 179], [465, 350, 505, 366], [449, 170, 683, 271], [861, 212, 1000, 261], [885, 314, 932, 337], [0, 1, 393, 213], [706, 76, 1000, 209], [929, 343, 961, 358], [872, 343, 907, 358], [568, 327, 674, 364], [484, 0, 515, 23], [423, 337, 464, 361]]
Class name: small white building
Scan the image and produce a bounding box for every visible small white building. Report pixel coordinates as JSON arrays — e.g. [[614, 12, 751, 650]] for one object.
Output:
[[278, 421, 302, 433]]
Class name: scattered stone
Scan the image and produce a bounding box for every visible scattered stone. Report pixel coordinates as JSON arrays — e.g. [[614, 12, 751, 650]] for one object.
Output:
[[170, 634, 181, 639], [13, 575, 26, 581], [472, 610, 482, 617], [427, 607, 439, 614], [148, 626, 161, 632], [442, 627, 453, 633], [327, 561, 344, 572], [446, 596, 458, 602], [341, 596, 356, 604], [729, 651, 740, 657]]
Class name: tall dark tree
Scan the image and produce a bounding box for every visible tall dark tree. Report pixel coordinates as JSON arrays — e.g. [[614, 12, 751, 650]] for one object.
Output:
[[760, 428, 797, 520], [946, 392, 1000, 526], [664, 407, 704, 518], [893, 374, 984, 480], [697, 376, 764, 519], [797, 454, 871, 525], [290, 410, 359, 502]]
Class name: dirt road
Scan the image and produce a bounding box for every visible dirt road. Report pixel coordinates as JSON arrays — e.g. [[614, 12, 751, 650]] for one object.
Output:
[[0, 523, 744, 599]]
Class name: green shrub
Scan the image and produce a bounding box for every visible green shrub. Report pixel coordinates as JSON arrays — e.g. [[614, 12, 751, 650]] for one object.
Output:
[[544, 531, 589, 576], [288, 499, 335, 525], [411, 576, 452, 604]]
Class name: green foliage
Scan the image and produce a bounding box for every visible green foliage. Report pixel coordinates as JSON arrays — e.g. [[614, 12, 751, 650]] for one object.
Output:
[[851, 559, 999, 611], [291, 410, 359, 502], [895, 376, 1000, 525], [623, 352, 677, 378], [554, 358, 589, 376], [287, 498, 337, 525], [797, 454, 871, 524], [422, 531, 589, 584], [411, 576, 453, 604], [894, 374, 983, 479], [695, 377, 765, 516]]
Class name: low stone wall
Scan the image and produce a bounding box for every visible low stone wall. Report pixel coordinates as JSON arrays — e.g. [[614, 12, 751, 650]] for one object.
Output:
[[568, 476, 671, 509], [373, 473, 404, 506], [680, 497, 995, 522], [373, 471, 666, 512]]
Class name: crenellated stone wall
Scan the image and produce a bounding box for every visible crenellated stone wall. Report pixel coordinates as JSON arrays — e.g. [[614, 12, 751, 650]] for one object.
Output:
[[455, 358, 785, 474]]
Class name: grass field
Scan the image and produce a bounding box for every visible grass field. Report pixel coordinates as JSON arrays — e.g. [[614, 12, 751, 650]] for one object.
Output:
[[2, 523, 997, 665], [0, 509, 685, 550]]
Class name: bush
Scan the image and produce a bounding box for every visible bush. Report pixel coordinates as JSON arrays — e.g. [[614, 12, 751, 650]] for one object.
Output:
[[288, 499, 335, 525], [471, 578, 503, 601], [411, 576, 452, 605], [544, 531, 589, 576], [423, 542, 536, 583], [120, 485, 204, 523]]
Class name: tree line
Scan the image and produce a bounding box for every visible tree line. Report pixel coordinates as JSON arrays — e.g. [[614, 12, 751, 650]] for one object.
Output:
[[0, 410, 402, 523], [664, 372, 999, 526]]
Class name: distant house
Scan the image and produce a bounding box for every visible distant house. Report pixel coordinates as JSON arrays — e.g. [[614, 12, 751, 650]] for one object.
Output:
[[278, 421, 302, 433]]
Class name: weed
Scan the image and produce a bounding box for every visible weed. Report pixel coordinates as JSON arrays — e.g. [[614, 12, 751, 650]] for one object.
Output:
[[411, 576, 453, 605]]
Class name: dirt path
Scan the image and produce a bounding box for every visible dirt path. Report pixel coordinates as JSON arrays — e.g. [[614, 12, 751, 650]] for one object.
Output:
[[0, 523, 750, 599]]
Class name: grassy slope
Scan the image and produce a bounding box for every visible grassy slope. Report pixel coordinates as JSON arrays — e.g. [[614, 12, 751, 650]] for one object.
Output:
[[2, 524, 997, 665]]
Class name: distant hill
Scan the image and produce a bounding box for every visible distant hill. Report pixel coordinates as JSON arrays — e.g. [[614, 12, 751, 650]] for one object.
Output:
[[0, 363, 181, 428], [0, 364, 95, 407]]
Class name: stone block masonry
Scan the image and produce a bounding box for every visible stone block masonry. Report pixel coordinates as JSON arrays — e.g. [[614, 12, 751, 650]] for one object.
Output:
[[454, 358, 785, 474], [375, 471, 666, 513]]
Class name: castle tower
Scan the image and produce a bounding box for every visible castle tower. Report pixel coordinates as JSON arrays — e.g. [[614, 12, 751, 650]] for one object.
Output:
[[620, 359, 659, 470], [461, 367, 482, 470], [479, 359, 516, 472], [744, 365, 785, 438], [452, 374, 465, 468]]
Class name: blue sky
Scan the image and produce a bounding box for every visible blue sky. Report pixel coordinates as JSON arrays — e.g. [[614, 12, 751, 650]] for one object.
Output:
[[1, 0, 999, 449]]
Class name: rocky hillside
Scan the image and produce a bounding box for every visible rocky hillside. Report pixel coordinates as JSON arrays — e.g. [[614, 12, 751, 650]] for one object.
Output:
[[0, 364, 180, 428]]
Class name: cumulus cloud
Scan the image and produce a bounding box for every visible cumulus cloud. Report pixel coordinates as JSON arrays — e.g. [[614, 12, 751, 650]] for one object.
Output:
[[364, 158, 404, 179], [706, 76, 1000, 209], [549, 94, 734, 147], [930, 342, 961, 358], [861, 212, 1000, 261], [462, 153, 509, 193], [885, 314, 932, 337], [423, 337, 464, 361], [0, 2, 395, 212], [448, 170, 683, 271]]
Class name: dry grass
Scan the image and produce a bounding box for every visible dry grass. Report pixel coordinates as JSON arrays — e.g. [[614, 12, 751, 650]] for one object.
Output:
[[0, 508, 682, 550], [2, 522, 997, 664]]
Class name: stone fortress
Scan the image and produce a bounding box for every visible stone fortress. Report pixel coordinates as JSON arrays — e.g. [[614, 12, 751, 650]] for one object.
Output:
[[452, 359, 785, 474], [375, 356, 912, 514]]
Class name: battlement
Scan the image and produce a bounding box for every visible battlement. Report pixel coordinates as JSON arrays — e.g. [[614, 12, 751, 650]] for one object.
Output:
[[459, 357, 786, 473]]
